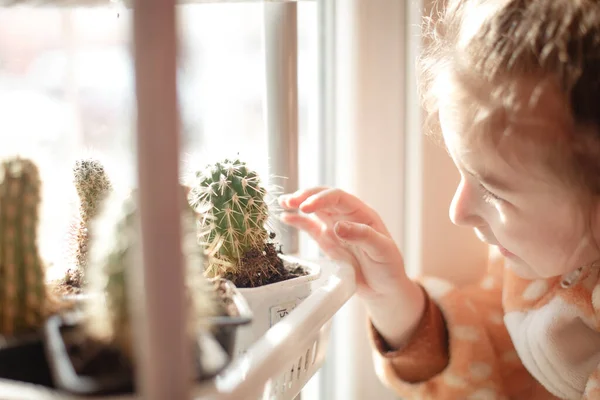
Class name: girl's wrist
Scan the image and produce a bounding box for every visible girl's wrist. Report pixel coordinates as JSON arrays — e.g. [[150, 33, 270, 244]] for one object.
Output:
[[364, 280, 426, 350]]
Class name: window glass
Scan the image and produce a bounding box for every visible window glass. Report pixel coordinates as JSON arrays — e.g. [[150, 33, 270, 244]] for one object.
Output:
[[0, 3, 318, 282]]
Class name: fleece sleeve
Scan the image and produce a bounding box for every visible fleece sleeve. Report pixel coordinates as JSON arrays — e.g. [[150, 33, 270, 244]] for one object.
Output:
[[367, 254, 554, 400]]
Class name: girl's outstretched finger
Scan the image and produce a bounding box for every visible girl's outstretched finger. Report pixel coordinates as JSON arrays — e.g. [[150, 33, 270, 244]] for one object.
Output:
[[334, 221, 395, 263], [279, 211, 324, 239], [279, 211, 347, 260], [299, 188, 343, 213], [300, 189, 376, 222], [278, 187, 330, 209]]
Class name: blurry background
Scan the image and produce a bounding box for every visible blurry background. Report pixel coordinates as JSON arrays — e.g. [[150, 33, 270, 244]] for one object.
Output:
[[0, 3, 319, 283], [0, 1, 489, 399]]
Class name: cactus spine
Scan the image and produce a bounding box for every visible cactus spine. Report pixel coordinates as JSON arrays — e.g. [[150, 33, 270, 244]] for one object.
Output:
[[0, 158, 47, 337], [187, 158, 274, 277], [69, 158, 112, 285]]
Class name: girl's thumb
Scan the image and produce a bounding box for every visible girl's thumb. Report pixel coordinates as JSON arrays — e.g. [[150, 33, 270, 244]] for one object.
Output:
[[334, 221, 373, 244], [334, 221, 395, 262], [334, 221, 360, 240]]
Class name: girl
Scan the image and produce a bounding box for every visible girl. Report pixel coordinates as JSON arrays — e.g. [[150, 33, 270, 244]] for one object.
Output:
[[279, 1, 600, 399]]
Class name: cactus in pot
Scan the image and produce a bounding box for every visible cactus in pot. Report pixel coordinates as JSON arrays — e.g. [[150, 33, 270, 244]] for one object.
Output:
[[187, 158, 305, 288], [84, 191, 222, 363], [0, 157, 50, 337], [66, 158, 113, 289], [43, 189, 240, 395], [82, 192, 136, 360]]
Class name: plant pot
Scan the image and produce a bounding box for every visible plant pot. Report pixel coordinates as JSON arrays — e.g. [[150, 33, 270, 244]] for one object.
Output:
[[234, 255, 321, 356], [43, 311, 134, 396], [43, 311, 232, 396], [60, 293, 98, 310], [61, 293, 94, 302], [207, 278, 253, 359], [0, 333, 54, 387]]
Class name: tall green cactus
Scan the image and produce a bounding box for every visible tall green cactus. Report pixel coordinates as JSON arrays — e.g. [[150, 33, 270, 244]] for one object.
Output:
[[68, 158, 112, 286], [0, 157, 47, 337], [84, 191, 218, 361], [187, 158, 273, 277], [84, 192, 134, 358]]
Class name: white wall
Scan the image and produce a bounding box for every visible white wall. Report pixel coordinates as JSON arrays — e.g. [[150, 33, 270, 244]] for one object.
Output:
[[325, 1, 406, 399]]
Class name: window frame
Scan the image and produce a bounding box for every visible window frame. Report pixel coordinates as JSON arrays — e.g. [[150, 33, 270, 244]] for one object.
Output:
[[312, 1, 489, 399]]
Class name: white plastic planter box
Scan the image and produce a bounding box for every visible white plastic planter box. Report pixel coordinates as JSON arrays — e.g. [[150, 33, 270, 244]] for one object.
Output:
[[234, 255, 321, 357], [0, 259, 355, 400]]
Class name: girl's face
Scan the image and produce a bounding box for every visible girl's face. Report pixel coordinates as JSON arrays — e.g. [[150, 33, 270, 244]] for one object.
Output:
[[440, 85, 600, 279]]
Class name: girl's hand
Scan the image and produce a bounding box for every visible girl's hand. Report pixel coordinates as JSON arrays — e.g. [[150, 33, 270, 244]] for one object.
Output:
[[279, 187, 404, 300], [278, 187, 425, 348]]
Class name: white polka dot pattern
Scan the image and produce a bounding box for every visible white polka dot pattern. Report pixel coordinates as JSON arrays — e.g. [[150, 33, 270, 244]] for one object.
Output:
[[369, 252, 597, 400], [469, 362, 493, 380], [521, 280, 549, 301]]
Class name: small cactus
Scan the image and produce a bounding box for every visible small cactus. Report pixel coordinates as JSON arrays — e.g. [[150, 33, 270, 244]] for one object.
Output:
[[68, 158, 112, 286], [83, 192, 135, 359], [84, 191, 218, 361], [187, 158, 277, 278], [0, 157, 48, 337], [74, 158, 113, 223]]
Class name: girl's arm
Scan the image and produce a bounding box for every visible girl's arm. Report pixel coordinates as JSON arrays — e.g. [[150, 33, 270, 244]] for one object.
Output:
[[369, 253, 555, 399], [278, 188, 553, 399]]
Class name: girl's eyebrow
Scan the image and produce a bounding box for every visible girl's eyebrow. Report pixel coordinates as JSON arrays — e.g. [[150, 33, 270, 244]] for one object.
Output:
[[444, 143, 514, 192], [467, 167, 513, 192]]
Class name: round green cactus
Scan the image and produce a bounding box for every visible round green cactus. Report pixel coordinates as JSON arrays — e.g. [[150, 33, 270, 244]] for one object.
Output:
[[0, 157, 47, 337], [68, 158, 113, 286], [187, 158, 273, 276]]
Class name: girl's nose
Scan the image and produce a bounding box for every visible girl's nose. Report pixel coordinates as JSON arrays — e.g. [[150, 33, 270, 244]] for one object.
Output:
[[449, 177, 485, 227]]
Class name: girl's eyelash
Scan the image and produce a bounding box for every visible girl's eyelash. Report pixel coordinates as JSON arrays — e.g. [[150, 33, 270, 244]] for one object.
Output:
[[479, 184, 501, 203]]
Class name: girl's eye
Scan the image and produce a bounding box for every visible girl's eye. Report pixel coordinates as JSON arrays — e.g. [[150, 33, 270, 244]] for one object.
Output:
[[479, 184, 502, 203]]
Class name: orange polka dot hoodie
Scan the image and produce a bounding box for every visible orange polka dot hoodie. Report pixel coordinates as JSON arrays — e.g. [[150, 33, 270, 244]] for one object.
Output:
[[369, 247, 600, 399]]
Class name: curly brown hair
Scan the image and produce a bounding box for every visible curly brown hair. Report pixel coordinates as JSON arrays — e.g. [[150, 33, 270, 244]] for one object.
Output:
[[420, 0, 600, 194]]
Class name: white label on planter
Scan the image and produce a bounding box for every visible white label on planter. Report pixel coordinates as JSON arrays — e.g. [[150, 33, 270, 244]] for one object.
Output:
[[270, 300, 298, 327]]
